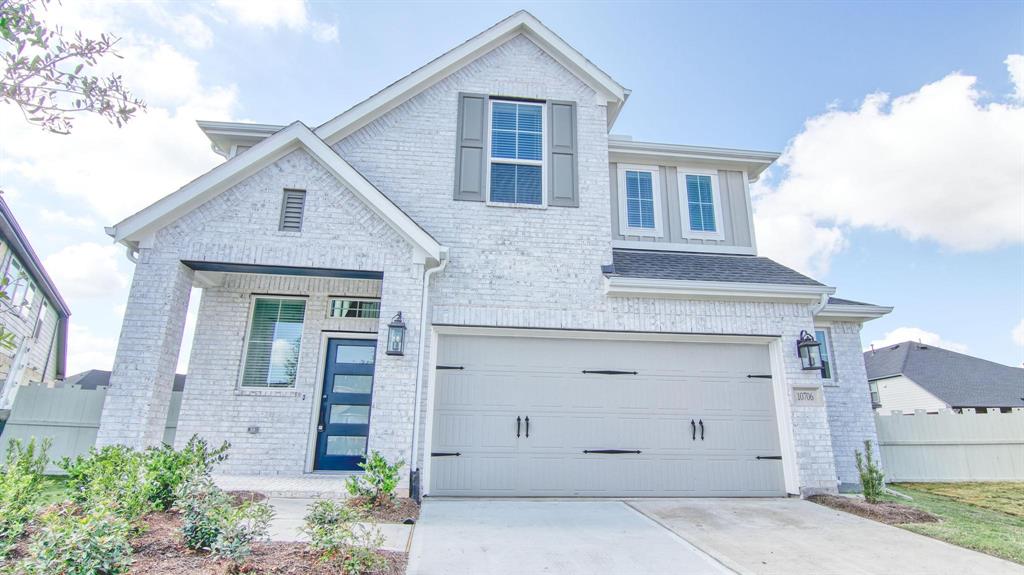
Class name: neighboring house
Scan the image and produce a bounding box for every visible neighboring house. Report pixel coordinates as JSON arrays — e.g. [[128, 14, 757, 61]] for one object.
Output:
[[96, 12, 891, 496], [65, 369, 187, 392], [865, 341, 1024, 414], [0, 196, 70, 413]]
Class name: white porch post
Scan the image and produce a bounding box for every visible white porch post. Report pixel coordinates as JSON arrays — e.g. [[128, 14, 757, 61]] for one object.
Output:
[[96, 251, 193, 449]]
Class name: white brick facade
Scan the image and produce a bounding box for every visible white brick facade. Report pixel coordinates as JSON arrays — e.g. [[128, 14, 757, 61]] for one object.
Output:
[[98, 32, 879, 495]]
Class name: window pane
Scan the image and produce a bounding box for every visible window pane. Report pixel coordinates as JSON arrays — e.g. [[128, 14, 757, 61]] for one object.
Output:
[[242, 298, 306, 388], [685, 174, 716, 232], [490, 163, 517, 203], [330, 405, 370, 424], [328, 299, 380, 319], [333, 374, 373, 394], [516, 164, 542, 204], [517, 132, 542, 161], [491, 130, 516, 159], [625, 170, 656, 229], [336, 345, 375, 365], [517, 104, 542, 133], [815, 330, 832, 379], [326, 435, 367, 456], [492, 102, 517, 130]]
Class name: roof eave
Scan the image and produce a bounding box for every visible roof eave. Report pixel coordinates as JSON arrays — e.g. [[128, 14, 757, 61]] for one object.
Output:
[[608, 140, 780, 181], [605, 275, 835, 302], [0, 197, 71, 317], [816, 303, 894, 322]]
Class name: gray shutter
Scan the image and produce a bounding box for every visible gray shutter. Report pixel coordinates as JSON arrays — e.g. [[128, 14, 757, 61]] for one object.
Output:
[[279, 189, 306, 231], [454, 93, 487, 201], [548, 101, 578, 207]]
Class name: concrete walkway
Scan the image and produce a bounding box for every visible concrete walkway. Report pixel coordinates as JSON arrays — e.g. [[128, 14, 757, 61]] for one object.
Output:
[[265, 497, 412, 553], [407, 499, 733, 575], [629, 498, 1023, 575]]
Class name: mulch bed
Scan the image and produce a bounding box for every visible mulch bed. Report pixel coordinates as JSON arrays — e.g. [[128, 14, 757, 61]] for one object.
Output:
[[347, 497, 420, 524], [808, 494, 940, 525], [129, 511, 406, 575]]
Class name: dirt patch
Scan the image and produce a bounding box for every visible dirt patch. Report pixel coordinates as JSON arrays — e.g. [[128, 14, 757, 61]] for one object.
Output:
[[128, 512, 405, 575], [347, 497, 420, 524], [809, 494, 940, 525]]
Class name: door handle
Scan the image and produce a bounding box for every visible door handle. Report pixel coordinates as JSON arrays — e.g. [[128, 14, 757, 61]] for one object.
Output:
[[516, 416, 521, 438], [699, 419, 704, 441], [690, 419, 696, 441], [317, 424, 324, 432], [525, 416, 530, 438]]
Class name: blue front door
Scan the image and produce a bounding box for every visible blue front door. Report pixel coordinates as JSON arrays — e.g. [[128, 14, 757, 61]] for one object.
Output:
[[314, 338, 376, 471]]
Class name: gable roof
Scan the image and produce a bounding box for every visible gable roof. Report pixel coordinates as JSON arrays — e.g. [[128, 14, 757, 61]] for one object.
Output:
[[314, 10, 628, 144], [865, 342, 1024, 408], [107, 122, 444, 262]]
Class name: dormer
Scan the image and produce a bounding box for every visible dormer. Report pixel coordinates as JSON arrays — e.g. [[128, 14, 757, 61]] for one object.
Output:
[[608, 136, 778, 255]]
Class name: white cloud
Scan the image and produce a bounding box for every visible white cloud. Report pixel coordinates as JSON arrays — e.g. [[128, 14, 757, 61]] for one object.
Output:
[[1006, 55, 1024, 101], [868, 327, 968, 354], [1012, 318, 1024, 347], [42, 243, 128, 300], [214, 0, 338, 42], [39, 209, 96, 231], [753, 56, 1024, 277], [66, 323, 119, 374]]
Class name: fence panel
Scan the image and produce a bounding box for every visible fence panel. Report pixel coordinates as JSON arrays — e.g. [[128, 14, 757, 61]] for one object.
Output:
[[876, 411, 1024, 482], [0, 384, 182, 473]]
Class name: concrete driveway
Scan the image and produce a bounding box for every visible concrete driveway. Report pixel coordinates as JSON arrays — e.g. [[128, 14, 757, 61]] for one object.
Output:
[[406, 499, 732, 575], [408, 498, 1023, 575]]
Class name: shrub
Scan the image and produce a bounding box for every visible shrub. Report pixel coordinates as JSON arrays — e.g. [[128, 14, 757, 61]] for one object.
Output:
[[60, 445, 151, 522], [144, 435, 229, 511], [344, 451, 403, 507], [20, 504, 133, 575], [855, 439, 885, 503], [0, 438, 50, 558], [177, 475, 229, 550], [303, 499, 384, 573], [176, 475, 273, 570]]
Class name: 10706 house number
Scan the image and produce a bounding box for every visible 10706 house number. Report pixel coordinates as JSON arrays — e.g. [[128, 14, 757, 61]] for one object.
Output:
[[792, 387, 824, 406]]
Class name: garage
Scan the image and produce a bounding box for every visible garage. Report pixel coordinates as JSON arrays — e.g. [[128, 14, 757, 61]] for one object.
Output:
[[427, 333, 787, 497]]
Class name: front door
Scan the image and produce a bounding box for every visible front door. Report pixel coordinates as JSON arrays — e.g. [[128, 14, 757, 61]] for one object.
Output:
[[314, 338, 376, 471]]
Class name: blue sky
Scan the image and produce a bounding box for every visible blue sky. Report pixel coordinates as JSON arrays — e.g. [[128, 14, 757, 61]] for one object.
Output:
[[0, 1, 1021, 372]]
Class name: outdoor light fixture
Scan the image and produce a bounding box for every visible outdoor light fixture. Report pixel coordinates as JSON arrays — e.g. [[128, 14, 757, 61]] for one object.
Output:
[[386, 312, 406, 356], [797, 330, 822, 371]]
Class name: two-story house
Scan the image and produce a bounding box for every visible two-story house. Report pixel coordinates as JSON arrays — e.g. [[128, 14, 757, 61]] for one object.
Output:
[[0, 196, 70, 414], [97, 12, 891, 496]]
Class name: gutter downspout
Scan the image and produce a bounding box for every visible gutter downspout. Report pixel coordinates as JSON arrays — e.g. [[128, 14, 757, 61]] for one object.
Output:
[[811, 292, 829, 316], [410, 250, 448, 499], [125, 246, 139, 264]]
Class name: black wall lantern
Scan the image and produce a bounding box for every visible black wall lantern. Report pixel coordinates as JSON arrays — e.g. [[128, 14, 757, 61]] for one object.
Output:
[[386, 312, 406, 356], [797, 330, 822, 371]]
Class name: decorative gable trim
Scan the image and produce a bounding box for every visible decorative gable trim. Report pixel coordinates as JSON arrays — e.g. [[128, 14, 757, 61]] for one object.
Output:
[[107, 122, 444, 262], [314, 10, 628, 144]]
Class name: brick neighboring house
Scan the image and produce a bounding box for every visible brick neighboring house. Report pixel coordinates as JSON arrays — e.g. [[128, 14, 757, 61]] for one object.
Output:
[[0, 196, 70, 414], [97, 12, 891, 496]]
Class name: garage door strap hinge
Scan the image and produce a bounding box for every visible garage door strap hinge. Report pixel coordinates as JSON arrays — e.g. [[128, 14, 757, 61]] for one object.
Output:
[[431, 452, 461, 457], [583, 449, 642, 454], [436, 365, 464, 370], [747, 374, 772, 379], [582, 370, 638, 375], [756, 455, 782, 460]]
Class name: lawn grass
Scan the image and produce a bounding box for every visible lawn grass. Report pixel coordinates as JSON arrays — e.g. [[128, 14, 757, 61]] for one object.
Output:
[[885, 482, 1024, 565]]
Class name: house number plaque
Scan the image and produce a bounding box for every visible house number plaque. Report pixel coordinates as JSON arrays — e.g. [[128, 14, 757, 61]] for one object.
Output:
[[792, 387, 824, 406]]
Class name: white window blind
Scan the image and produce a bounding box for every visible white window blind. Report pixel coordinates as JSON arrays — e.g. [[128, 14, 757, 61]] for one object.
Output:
[[489, 100, 544, 205], [241, 298, 306, 388]]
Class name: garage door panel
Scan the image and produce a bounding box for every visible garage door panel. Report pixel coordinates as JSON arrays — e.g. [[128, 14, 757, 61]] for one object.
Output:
[[430, 456, 518, 494], [432, 412, 519, 451]]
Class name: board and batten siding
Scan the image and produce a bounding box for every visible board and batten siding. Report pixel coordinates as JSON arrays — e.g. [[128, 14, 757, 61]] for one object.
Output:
[[873, 375, 949, 414], [608, 163, 753, 249]]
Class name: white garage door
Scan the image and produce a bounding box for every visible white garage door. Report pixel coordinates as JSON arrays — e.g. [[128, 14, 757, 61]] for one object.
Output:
[[429, 334, 786, 497]]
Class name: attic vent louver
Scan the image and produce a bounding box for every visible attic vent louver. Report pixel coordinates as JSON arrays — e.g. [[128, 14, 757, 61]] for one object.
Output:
[[279, 189, 306, 231]]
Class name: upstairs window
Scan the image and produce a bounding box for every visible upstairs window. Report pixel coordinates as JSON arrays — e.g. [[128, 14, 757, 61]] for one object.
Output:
[[679, 171, 724, 240], [617, 164, 662, 237], [488, 100, 544, 206], [241, 297, 306, 388], [328, 298, 380, 319], [279, 189, 306, 231]]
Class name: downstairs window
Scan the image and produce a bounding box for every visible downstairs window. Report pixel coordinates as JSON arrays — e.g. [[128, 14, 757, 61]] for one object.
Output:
[[241, 297, 307, 388]]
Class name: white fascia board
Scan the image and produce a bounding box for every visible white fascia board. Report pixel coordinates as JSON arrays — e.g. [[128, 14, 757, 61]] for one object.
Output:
[[609, 140, 779, 181], [197, 121, 284, 158], [314, 10, 627, 144], [605, 275, 835, 302], [109, 122, 443, 262], [815, 303, 894, 322]]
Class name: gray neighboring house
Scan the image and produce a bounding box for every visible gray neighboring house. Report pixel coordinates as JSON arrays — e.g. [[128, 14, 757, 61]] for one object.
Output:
[[865, 342, 1024, 414], [95, 11, 891, 496]]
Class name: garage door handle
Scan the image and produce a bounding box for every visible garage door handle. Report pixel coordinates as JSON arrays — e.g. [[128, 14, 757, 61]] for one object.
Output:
[[699, 419, 704, 441], [583, 449, 642, 454], [525, 416, 530, 438], [516, 416, 521, 438], [431, 452, 461, 457], [756, 456, 782, 460], [690, 419, 696, 441]]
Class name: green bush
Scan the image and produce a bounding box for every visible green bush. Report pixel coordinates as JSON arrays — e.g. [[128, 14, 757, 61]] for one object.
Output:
[[177, 475, 229, 550], [176, 475, 272, 570], [303, 499, 384, 573], [344, 451, 404, 507], [20, 504, 133, 575], [0, 438, 50, 558], [60, 445, 151, 522], [855, 439, 885, 503], [209, 498, 273, 567], [144, 435, 229, 511]]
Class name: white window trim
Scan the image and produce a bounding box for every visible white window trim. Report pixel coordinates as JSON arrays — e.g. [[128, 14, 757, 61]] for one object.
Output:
[[326, 296, 381, 319], [617, 164, 664, 237], [814, 327, 836, 383], [678, 168, 725, 241], [485, 98, 548, 209], [238, 295, 308, 390]]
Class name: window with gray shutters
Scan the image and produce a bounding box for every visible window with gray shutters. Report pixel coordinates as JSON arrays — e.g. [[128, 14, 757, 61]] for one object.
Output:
[[279, 189, 306, 231]]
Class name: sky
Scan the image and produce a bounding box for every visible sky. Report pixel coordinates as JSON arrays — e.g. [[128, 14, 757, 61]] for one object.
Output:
[[0, 1, 1022, 374]]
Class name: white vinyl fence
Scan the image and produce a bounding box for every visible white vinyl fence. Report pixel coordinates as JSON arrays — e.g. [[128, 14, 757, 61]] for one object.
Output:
[[0, 384, 182, 473], [875, 410, 1024, 482]]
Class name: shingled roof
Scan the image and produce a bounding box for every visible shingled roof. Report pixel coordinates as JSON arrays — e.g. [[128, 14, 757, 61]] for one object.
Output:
[[609, 249, 824, 286], [864, 342, 1024, 408]]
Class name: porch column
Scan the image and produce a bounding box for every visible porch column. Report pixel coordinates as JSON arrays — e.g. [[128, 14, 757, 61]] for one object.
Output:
[[96, 251, 193, 449]]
